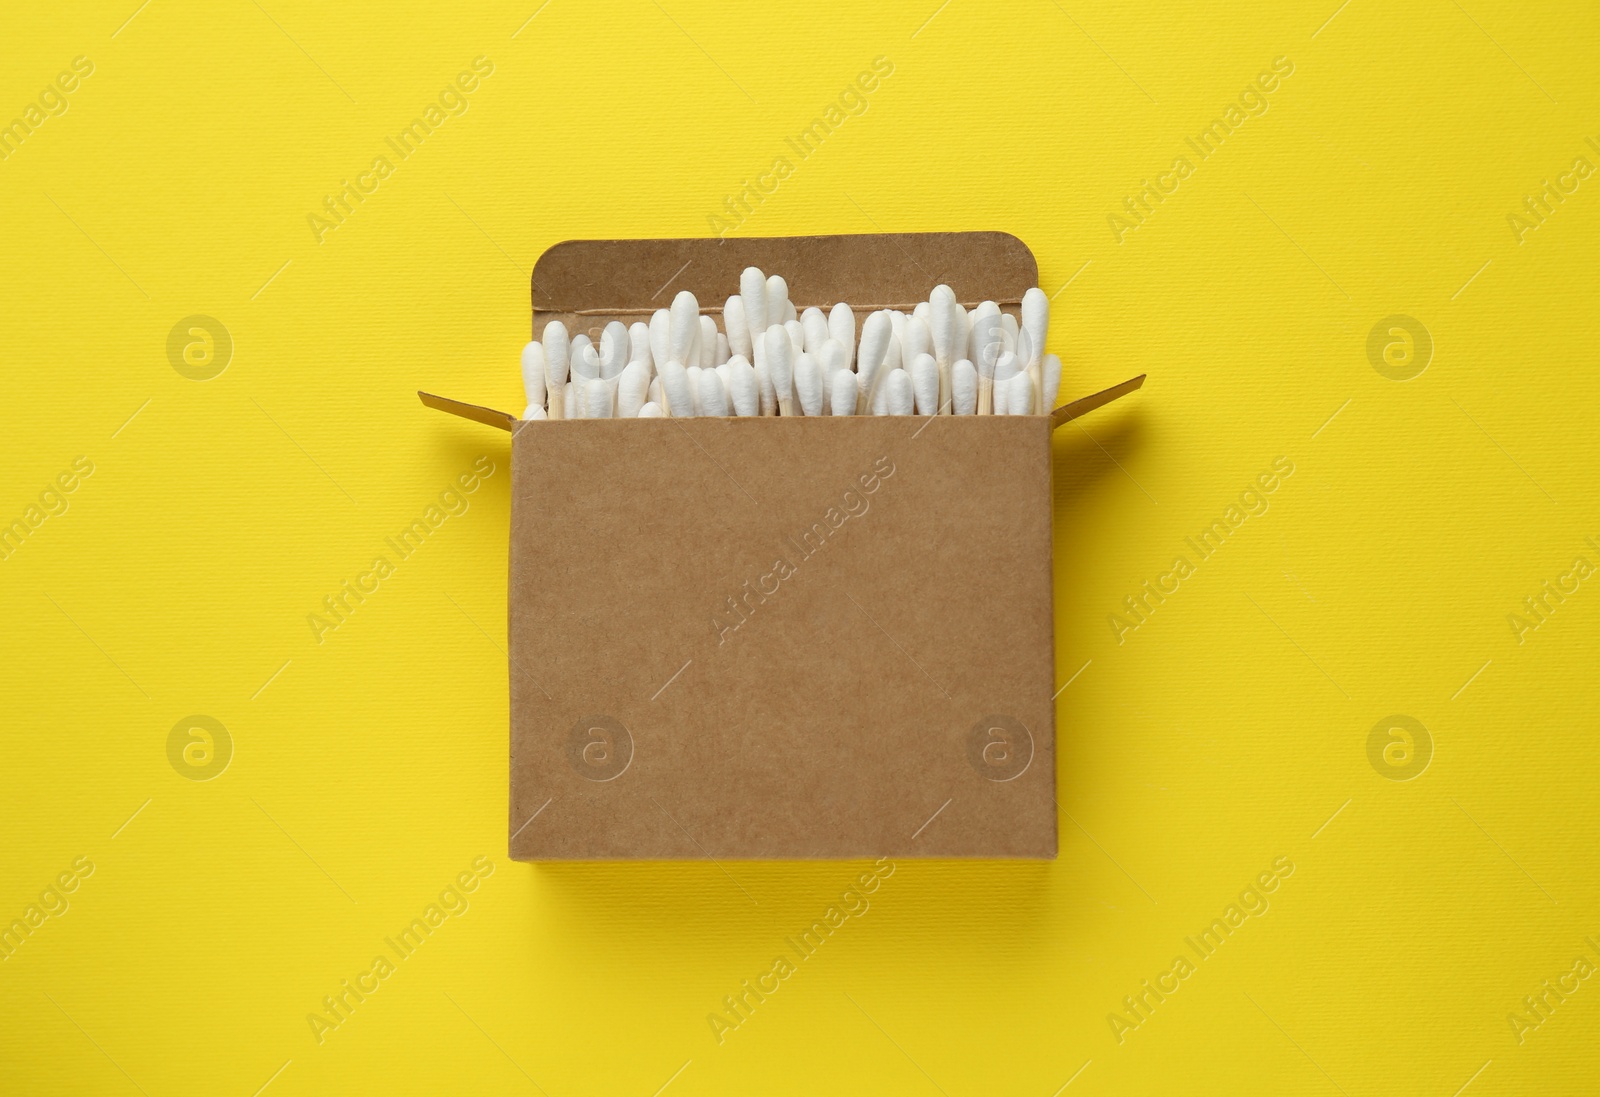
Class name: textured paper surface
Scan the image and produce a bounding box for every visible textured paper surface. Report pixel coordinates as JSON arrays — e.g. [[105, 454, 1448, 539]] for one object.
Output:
[[5, 3, 1599, 1095], [507, 416, 1057, 859]]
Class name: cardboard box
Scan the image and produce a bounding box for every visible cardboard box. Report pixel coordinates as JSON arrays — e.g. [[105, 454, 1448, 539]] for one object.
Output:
[[421, 232, 1142, 860]]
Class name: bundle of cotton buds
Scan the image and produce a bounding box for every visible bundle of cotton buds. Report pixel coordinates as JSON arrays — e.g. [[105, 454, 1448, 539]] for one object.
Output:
[[518, 268, 1062, 419]]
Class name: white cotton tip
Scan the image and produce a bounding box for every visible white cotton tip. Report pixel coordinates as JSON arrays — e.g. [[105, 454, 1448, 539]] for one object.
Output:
[[801, 307, 829, 353], [617, 359, 650, 419], [1043, 353, 1062, 408], [685, 365, 704, 415], [1000, 312, 1018, 354], [856, 310, 893, 403], [599, 321, 629, 379], [830, 368, 858, 416], [994, 350, 1020, 386], [952, 360, 977, 415], [714, 332, 729, 366], [995, 371, 1027, 415], [521, 403, 547, 421], [828, 302, 855, 369], [930, 285, 959, 367], [765, 325, 794, 414], [819, 338, 846, 382], [724, 295, 751, 360], [740, 267, 767, 341], [782, 300, 796, 323], [648, 377, 664, 407], [629, 322, 652, 366], [639, 402, 664, 418], [913, 301, 930, 324], [658, 360, 693, 418], [882, 331, 902, 374], [564, 379, 579, 418], [909, 353, 939, 415], [669, 290, 700, 366], [884, 368, 914, 416], [697, 315, 717, 368], [754, 353, 775, 416], [992, 372, 1008, 416], [726, 356, 759, 416], [1010, 370, 1035, 415], [785, 319, 805, 353], [649, 308, 670, 369], [587, 377, 613, 418], [542, 321, 570, 386], [521, 341, 547, 409], [904, 315, 931, 365], [1004, 374, 1030, 415], [1021, 287, 1049, 368], [970, 303, 1002, 378], [795, 352, 823, 416], [572, 342, 601, 382], [698, 366, 730, 416], [571, 333, 593, 362], [765, 274, 788, 327]]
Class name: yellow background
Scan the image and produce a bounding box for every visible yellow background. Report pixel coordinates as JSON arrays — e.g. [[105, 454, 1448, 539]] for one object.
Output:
[[3, 1, 1598, 1093]]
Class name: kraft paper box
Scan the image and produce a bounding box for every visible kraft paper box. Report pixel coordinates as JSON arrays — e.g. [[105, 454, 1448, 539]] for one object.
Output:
[[421, 232, 1142, 861]]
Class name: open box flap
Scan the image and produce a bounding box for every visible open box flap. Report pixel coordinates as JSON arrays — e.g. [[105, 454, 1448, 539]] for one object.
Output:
[[418, 373, 1144, 432], [417, 391, 517, 432]]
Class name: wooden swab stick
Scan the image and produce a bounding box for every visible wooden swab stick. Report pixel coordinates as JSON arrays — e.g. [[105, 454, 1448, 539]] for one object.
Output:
[[542, 320, 569, 420], [930, 285, 961, 414]]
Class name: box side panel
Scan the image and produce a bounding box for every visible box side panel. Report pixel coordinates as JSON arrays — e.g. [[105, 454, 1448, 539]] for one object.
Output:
[[508, 417, 1056, 860]]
